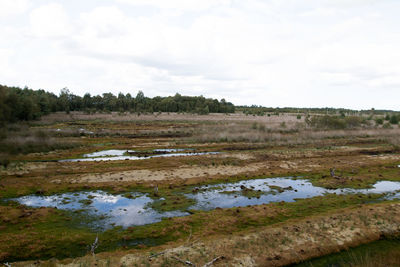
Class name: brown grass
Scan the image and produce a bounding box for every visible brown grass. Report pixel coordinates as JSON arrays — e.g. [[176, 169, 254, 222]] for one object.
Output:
[[191, 121, 400, 145], [13, 202, 400, 267]]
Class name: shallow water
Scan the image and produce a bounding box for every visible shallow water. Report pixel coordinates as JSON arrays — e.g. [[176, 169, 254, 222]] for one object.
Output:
[[153, 148, 191, 153], [187, 178, 400, 210], [60, 149, 219, 162], [13, 178, 400, 229], [83, 150, 134, 157], [17, 191, 188, 229]]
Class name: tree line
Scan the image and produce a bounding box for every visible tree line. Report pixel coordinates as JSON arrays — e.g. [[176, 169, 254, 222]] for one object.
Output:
[[237, 105, 397, 117], [0, 84, 235, 125]]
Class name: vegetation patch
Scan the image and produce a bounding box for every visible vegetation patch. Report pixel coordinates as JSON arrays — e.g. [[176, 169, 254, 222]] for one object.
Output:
[[149, 194, 196, 212], [294, 238, 400, 267]]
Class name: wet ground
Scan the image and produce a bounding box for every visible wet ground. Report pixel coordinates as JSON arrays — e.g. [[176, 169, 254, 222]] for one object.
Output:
[[12, 177, 400, 230], [59, 149, 219, 162]]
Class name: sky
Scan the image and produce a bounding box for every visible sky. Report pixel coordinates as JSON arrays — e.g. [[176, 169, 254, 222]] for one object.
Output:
[[0, 0, 399, 110]]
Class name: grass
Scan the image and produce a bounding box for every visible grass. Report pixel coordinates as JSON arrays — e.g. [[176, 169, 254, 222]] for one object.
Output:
[[2, 113, 400, 265], [0, 192, 388, 262], [294, 238, 400, 267], [0, 125, 79, 157], [149, 194, 196, 212], [304, 162, 400, 189]]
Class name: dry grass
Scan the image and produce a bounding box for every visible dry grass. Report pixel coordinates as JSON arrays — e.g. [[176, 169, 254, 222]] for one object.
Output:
[[38, 111, 302, 124], [14, 202, 400, 267], [0, 125, 78, 156], [191, 121, 400, 145]]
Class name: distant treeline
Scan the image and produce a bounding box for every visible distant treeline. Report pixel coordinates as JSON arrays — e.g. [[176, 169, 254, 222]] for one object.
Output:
[[1, 84, 398, 125], [0, 85, 235, 124], [237, 105, 397, 116]]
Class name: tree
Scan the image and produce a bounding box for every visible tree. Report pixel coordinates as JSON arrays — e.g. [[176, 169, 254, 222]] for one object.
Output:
[[59, 88, 72, 113]]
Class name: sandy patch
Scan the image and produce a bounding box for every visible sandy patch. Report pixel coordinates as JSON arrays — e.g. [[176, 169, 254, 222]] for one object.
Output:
[[71, 163, 264, 184], [211, 152, 255, 160]]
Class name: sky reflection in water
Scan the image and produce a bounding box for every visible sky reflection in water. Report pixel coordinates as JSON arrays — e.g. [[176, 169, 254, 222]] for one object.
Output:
[[15, 178, 400, 230], [59, 149, 218, 162]]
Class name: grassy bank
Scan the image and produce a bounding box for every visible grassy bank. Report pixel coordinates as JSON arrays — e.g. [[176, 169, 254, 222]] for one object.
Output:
[[0, 192, 389, 263], [294, 238, 400, 267]]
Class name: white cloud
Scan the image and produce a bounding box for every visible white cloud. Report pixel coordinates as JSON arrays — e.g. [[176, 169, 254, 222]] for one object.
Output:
[[0, 0, 31, 18], [29, 3, 72, 38], [1, 0, 400, 109], [115, 0, 232, 12]]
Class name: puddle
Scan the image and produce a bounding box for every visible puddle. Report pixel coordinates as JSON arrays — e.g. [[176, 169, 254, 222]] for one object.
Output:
[[83, 150, 135, 157], [16, 191, 188, 230], [187, 178, 400, 210], [12, 178, 400, 230], [153, 149, 191, 153], [60, 149, 219, 162]]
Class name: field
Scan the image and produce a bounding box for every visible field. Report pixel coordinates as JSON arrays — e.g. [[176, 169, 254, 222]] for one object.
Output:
[[1, 111, 400, 267]]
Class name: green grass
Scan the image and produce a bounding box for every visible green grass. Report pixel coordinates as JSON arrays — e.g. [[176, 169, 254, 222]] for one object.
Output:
[[304, 162, 400, 189], [1, 193, 389, 263], [149, 193, 196, 212], [293, 238, 400, 267]]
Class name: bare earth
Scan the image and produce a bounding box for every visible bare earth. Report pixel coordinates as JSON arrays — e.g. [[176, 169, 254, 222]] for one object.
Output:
[[70, 163, 265, 183]]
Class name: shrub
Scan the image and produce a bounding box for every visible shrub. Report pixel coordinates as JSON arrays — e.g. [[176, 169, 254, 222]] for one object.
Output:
[[344, 116, 364, 128], [383, 122, 393, 129], [375, 118, 384, 125], [389, 115, 399, 125], [307, 115, 364, 130], [0, 155, 10, 168], [308, 116, 346, 129]]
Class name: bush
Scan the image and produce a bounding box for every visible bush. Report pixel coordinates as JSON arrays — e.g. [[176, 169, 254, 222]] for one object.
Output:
[[0, 155, 10, 168], [390, 115, 399, 125], [383, 122, 393, 129], [375, 118, 384, 125], [344, 116, 364, 128], [307, 115, 364, 129]]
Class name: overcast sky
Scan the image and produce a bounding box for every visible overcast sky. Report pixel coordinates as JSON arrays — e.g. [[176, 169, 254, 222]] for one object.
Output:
[[0, 0, 399, 109]]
